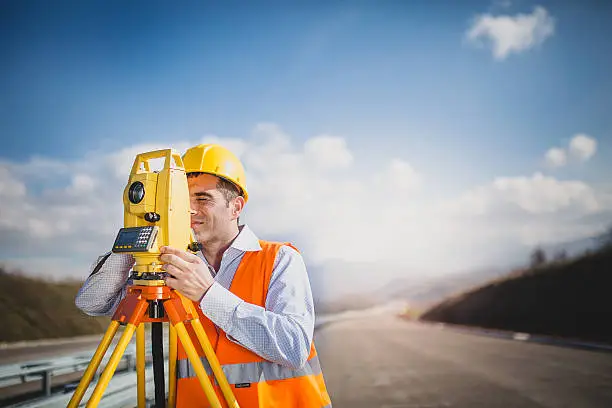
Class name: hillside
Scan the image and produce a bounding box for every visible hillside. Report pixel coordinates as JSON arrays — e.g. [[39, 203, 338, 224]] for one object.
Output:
[[418, 245, 612, 344], [0, 267, 110, 343], [373, 267, 509, 310], [378, 231, 606, 311]]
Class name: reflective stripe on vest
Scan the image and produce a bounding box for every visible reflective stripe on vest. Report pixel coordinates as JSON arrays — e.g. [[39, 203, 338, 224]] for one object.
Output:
[[177, 355, 322, 384]]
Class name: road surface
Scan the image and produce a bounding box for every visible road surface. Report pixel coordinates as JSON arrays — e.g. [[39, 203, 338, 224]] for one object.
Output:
[[0, 335, 109, 365], [314, 314, 612, 408], [2, 313, 612, 407]]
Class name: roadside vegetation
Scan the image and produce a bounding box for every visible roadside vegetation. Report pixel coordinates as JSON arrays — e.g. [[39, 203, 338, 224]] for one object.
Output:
[[416, 227, 612, 344], [0, 268, 109, 343]]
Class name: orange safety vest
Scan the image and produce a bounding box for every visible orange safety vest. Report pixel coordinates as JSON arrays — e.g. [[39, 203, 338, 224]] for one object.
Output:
[[175, 240, 332, 407]]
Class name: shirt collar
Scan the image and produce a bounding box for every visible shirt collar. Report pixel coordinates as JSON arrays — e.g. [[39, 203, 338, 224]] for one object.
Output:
[[229, 224, 262, 252]]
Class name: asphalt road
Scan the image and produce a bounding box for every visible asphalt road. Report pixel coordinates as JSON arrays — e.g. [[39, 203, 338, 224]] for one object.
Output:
[[0, 335, 109, 365], [314, 314, 612, 408], [3, 313, 612, 407], [0, 327, 156, 365]]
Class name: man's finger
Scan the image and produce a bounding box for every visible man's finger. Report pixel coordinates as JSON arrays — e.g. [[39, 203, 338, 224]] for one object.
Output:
[[163, 264, 182, 277], [165, 276, 179, 289], [161, 246, 202, 263], [159, 253, 190, 271]]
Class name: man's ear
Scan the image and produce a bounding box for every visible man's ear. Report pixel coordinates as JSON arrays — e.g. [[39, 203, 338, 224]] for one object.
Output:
[[231, 196, 245, 220]]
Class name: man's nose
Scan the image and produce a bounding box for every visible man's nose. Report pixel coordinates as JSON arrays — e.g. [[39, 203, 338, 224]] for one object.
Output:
[[188, 199, 197, 215]]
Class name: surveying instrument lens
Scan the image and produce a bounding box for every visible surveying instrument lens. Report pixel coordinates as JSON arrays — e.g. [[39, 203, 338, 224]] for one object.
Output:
[[67, 149, 240, 408], [128, 181, 145, 204]]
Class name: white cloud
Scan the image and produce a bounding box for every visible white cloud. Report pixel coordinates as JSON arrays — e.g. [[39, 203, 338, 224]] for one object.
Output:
[[69, 174, 96, 194], [544, 147, 566, 168], [466, 6, 555, 60], [0, 124, 609, 300], [449, 172, 601, 215], [442, 172, 609, 248], [569, 133, 597, 161], [0, 166, 26, 198], [0, 125, 424, 281], [492, 172, 600, 214], [237, 125, 424, 265], [373, 158, 421, 194], [304, 135, 353, 170], [541, 133, 598, 169]]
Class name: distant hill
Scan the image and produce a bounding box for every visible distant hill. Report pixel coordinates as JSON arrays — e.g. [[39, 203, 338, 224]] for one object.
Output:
[[418, 243, 612, 344], [373, 266, 509, 310], [538, 231, 604, 261], [377, 229, 609, 312], [0, 267, 109, 343]]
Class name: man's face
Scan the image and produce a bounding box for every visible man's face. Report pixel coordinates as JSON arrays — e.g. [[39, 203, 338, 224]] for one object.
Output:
[[188, 173, 238, 243]]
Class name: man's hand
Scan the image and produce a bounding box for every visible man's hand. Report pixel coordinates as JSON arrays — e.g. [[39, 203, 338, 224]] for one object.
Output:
[[160, 246, 214, 302]]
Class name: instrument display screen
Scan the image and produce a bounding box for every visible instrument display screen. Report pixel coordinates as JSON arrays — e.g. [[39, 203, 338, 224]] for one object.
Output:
[[112, 226, 158, 252]]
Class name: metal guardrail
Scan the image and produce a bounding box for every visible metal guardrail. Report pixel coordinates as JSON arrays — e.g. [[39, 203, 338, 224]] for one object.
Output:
[[0, 346, 139, 399], [0, 355, 91, 395], [10, 365, 166, 408]]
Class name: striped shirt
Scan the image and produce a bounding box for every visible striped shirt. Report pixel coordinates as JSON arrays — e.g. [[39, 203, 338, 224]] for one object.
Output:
[[75, 224, 315, 369]]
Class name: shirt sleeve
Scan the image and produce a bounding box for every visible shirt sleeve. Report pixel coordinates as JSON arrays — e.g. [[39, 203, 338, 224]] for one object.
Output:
[[199, 245, 315, 369], [75, 251, 135, 317]]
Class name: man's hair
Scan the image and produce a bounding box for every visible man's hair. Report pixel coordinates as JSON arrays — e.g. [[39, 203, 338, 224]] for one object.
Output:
[[187, 172, 242, 206], [215, 177, 242, 206]]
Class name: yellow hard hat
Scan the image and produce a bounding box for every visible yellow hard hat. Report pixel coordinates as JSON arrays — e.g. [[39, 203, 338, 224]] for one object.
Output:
[[182, 144, 248, 202]]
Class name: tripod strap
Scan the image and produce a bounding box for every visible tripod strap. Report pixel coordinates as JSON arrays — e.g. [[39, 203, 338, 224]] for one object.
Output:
[[152, 322, 166, 408]]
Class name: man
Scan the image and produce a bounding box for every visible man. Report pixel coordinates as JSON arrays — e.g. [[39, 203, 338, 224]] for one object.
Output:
[[75, 143, 332, 407]]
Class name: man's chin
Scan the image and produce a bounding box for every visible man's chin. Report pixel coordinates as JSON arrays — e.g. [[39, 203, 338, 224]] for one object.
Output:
[[192, 230, 209, 243]]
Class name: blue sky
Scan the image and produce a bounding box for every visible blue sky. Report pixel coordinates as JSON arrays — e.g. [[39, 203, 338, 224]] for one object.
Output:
[[1, 0, 611, 295], [3, 1, 610, 174]]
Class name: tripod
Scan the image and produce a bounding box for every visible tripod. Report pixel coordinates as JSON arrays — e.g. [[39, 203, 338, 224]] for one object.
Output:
[[68, 282, 240, 408]]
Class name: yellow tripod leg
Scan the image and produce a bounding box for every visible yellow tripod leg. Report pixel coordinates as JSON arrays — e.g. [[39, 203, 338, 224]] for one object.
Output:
[[86, 322, 139, 407], [173, 321, 223, 408], [168, 324, 178, 408], [189, 308, 240, 408], [165, 295, 223, 408], [175, 291, 239, 408], [67, 320, 121, 408], [136, 323, 146, 408]]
